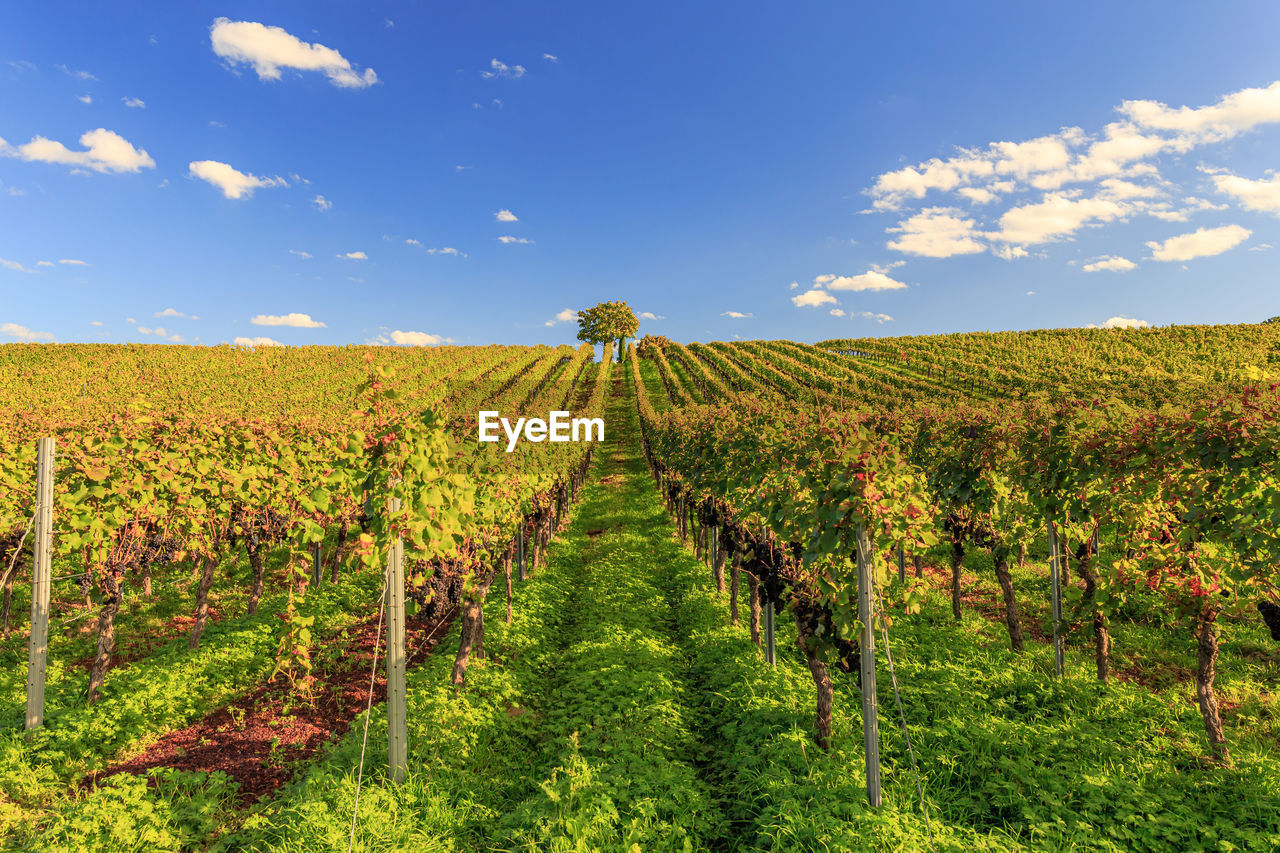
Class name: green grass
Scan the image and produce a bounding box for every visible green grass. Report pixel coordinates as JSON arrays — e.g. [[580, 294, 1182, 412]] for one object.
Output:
[[8, 372, 1280, 851]]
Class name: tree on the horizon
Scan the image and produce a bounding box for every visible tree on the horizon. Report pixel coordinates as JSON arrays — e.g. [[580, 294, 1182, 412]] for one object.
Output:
[[577, 301, 639, 362]]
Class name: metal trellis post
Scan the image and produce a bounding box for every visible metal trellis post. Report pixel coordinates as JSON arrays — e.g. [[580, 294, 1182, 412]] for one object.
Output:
[[1048, 518, 1064, 677], [856, 524, 882, 807], [25, 437, 54, 732], [385, 495, 407, 783]]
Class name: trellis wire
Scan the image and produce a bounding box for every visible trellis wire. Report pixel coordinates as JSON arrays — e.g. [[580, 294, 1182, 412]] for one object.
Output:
[[875, 584, 935, 853], [347, 575, 389, 853]]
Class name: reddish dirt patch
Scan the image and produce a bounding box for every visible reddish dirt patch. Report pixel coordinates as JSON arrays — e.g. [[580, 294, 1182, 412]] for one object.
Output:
[[87, 607, 457, 802], [916, 562, 1052, 643], [1113, 660, 1194, 690]]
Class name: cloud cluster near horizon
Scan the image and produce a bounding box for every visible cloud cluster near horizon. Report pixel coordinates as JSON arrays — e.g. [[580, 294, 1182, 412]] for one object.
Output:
[[864, 80, 1280, 263]]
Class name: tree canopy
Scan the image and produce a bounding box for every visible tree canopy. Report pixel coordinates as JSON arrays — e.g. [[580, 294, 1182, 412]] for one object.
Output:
[[577, 301, 639, 360]]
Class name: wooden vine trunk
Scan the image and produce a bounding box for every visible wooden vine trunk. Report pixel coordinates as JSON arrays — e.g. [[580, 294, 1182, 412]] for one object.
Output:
[[189, 555, 217, 649], [991, 549, 1025, 652], [88, 573, 121, 704], [1196, 603, 1231, 764], [246, 542, 266, 617]]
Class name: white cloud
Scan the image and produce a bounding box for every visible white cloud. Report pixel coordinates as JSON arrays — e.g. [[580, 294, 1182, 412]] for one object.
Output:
[[1249, 242, 1273, 252], [1026, 290, 1036, 296], [492, 98, 503, 109], [250, 312, 325, 328], [188, 160, 286, 199], [136, 326, 185, 342], [887, 207, 986, 257], [494, 209, 518, 222], [990, 192, 1129, 246], [957, 186, 1000, 205], [1146, 224, 1251, 261], [788, 281, 799, 290], [155, 308, 187, 318], [858, 311, 893, 323], [35, 261, 54, 268], [721, 311, 754, 319], [816, 270, 909, 291], [1082, 255, 1137, 272], [829, 308, 846, 317], [1088, 316, 1150, 329], [1211, 171, 1280, 215], [209, 18, 378, 88], [1, 128, 155, 174], [288, 249, 312, 259], [208, 120, 226, 128], [386, 330, 453, 346], [1120, 80, 1280, 143], [78, 94, 92, 104], [639, 311, 664, 320], [543, 53, 559, 62], [338, 251, 367, 260], [545, 308, 577, 327], [126, 318, 136, 324], [312, 194, 332, 211], [498, 236, 533, 244], [427, 246, 466, 256], [58, 259, 88, 266], [481, 58, 525, 79], [122, 97, 145, 109], [90, 321, 104, 326], [234, 335, 283, 347], [0, 258, 38, 274], [1, 322, 53, 342], [791, 289, 838, 308], [56, 64, 96, 81]]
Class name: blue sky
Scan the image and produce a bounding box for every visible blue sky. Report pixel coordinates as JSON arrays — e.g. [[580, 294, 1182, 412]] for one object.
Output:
[[2, 2, 1278, 347]]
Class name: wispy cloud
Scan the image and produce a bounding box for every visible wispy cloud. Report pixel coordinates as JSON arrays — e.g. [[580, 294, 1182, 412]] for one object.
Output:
[[494, 209, 518, 222], [857, 311, 894, 323], [338, 250, 367, 260], [639, 311, 664, 320], [312, 194, 332, 211], [497, 235, 533, 244], [56, 64, 97, 81], [250, 312, 325, 328], [122, 97, 145, 109], [481, 58, 525, 79], [77, 94, 92, 104], [209, 18, 378, 88], [234, 335, 283, 347], [59, 258, 88, 266], [721, 311, 754, 319], [543, 53, 559, 62], [288, 249, 312, 259], [135, 326, 185, 342], [1, 322, 54, 341], [155, 308, 187, 318], [0, 258, 38, 274]]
